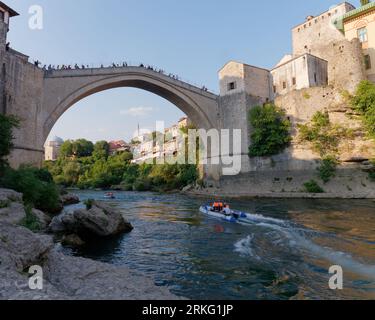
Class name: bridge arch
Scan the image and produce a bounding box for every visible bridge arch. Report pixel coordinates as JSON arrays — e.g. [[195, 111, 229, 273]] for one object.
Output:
[[42, 67, 219, 142]]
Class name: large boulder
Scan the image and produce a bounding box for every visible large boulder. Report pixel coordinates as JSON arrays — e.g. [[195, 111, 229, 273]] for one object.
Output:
[[0, 223, 53, 272], [0, 189, 26, 225], [0, 222, 180, 300], [44, 250, 180, 300], [31, 209, 52, 230], [0, 202, 26, 225], [49, 201, 133, 238], [0, 188, 23, 203], [60, 193, 80, 206]]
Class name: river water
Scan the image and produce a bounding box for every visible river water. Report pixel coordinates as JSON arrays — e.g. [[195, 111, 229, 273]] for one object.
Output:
[[61, 190, 375, 300]]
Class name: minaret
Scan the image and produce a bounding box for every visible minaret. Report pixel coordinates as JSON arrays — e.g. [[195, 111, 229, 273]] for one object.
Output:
[[0, 2, 19, 114]]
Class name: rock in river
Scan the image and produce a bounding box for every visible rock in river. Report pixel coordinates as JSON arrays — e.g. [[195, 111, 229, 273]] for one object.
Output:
[[60, 193, 80, 206], [50, 201, 133, 238]]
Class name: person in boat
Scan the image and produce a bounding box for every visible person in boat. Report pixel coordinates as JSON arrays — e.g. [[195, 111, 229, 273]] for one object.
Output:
[[212, 202, 225, 212], [105, 192, 115, 198], [223, 204, 231, 215]]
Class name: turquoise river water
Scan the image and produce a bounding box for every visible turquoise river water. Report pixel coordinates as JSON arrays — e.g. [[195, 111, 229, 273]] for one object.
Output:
[[61, 190, 375, 300]]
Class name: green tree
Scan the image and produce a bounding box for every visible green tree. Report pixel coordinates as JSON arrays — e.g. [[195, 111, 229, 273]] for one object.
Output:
[[93, 140, 110, 160], [59, 140, 74, 158], [248, 104, 291, 157], [360, 0, 370, 6], [62, 161, 82, 186], [72, 139, 94, 157], [0, 114, 19, 170]]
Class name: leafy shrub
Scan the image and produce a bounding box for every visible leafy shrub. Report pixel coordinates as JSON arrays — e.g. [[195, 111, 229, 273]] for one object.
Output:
[[84, 199, 94, 210], [317, 156, 337, 183], [20, 205, 41, 232], [303, 180, 324, 193], [351, 80, 375, 139], [248, 104, 291, 157], [298, 111, 353, 157], [0, 167, 61, 213]]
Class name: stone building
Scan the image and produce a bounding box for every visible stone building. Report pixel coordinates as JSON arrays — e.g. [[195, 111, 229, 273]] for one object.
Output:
[[108, 140, 130, 155], [0, 2, 19, 114], [292, 2, 356, 56], [44, 136, 64, 161], [271, 54, 328, 96], [219, 2, 369, 102], [131, 117, 190, 164], [335, 1, 375, 82]]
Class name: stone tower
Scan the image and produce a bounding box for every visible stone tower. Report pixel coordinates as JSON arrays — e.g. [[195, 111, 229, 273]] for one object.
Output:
[[0, 2, 19, 114], [218, 61, 273, 174]]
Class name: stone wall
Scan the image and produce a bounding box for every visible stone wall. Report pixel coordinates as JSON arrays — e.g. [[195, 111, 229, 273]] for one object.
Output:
[[292, 3, 355, 56], [0, 19, 7, 114], [219, 61, 272, 99], [215, 85, 375, 198], [4, 50, 45, 167]]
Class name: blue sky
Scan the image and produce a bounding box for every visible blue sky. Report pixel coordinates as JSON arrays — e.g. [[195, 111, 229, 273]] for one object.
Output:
[[8, 0, 362, 143]]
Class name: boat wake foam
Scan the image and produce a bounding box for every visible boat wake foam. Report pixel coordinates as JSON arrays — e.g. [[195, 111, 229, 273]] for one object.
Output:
[[235, 220, 375, 281]]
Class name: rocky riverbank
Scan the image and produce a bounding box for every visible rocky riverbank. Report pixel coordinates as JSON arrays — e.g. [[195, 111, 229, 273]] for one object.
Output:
[[0, 188, 181, 300]]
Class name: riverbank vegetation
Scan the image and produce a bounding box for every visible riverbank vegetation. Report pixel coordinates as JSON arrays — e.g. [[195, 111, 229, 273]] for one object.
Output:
[[317, 156, 337, 184], [44, 139, 198, 192], [0, 114, 61, 214], [303, 179, 324, 193], [351, 80, 375, 139], [248, 103, 291, 157], [298, 111, 353, 158], [0, 113, 19, 171]]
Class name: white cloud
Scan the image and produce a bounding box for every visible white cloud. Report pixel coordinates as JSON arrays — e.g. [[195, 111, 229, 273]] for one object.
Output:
[[120, 106, 153, 117]]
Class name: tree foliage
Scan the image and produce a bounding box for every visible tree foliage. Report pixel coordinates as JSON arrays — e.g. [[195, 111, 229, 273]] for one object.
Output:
[[351, 80, 375, 139], [0, 114, 19, 170], [317, 156, 337, 183], [45, 138, 197, 191], [0, 166, 61, 213], [59, 139, 94, 158], [248, 104, 291, 157]]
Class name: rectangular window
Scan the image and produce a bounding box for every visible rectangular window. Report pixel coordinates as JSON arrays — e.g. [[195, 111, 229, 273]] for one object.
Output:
[[314, 73, 317, 83], [358, 27, 368, 43], [292, 77, 296, 85], [365, 54, 372, 70], [273, 85, 277, 93], [282, 82, 286, 89], [227, 82, 236, 91]]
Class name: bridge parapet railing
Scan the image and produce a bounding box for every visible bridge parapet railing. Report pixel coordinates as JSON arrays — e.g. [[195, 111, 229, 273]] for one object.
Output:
[[40, 60, 218, 95]]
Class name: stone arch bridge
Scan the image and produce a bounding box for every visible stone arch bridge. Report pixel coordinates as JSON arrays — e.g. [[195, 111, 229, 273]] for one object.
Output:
[[7, 65, 226, 179]]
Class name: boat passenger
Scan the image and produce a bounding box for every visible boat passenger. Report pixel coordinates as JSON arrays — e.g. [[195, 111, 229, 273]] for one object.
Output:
[[223, 205, 231, 215]]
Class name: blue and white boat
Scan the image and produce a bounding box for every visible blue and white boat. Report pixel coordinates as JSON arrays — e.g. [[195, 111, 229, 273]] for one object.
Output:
[[199, 204, 253, 225]]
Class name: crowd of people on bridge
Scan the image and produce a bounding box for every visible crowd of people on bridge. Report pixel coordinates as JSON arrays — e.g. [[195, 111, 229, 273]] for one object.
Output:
[[33, 60, 210, 92]]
